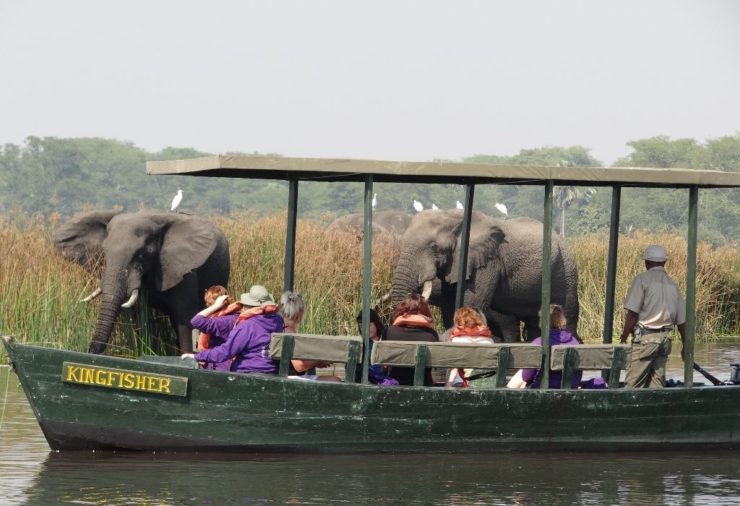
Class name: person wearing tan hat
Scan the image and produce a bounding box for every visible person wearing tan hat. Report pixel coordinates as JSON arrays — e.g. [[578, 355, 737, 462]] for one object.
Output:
[[182, 284, 284, 374], [620, 245, 686, 388]]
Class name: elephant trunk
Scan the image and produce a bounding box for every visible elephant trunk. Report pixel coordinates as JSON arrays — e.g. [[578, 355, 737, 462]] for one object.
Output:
[[89, 297, 121, 354], [391, 254, 423, 306], [88, 268, 137, 354]]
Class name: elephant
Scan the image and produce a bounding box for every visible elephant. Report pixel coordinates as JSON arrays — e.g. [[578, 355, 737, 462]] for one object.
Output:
[[53, 209, 230, 354], [327, 210, 412, 239], [390, 209, 579, 342]]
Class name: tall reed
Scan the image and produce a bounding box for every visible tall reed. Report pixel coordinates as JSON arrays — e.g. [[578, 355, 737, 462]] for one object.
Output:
[[570, 231, 739, 341], [0, 212, 737, 359]]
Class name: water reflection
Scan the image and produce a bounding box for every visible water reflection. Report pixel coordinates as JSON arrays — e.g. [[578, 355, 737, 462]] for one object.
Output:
[[1, 341, 739, 505], [21, 450, 740, 505]]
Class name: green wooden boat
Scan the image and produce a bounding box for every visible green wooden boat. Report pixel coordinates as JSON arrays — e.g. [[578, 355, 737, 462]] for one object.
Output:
[[4, 335, 740, 451], [3, 155, 739, 452]]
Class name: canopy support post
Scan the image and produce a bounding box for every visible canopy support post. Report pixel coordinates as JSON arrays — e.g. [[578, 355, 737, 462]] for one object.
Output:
[[283, 179, 299, 292], [603, 186, 621, 343], [684, 186, 698, 388], [454, 184, 475, 311], [361, 175, 374, 384], [540, 180, 554, 389]]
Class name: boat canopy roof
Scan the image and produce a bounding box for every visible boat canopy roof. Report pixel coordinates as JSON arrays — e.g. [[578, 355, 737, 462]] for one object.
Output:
[[147, 154, 740, 188]]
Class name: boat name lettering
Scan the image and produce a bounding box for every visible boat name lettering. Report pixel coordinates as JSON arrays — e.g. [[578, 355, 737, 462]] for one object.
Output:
[[61, 362, 188, 397]]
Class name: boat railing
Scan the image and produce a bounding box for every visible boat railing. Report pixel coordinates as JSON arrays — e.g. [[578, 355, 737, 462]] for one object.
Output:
[[550, 344, 631, 389], [269, 333, 363, 382], [371, 341, 542, 387]]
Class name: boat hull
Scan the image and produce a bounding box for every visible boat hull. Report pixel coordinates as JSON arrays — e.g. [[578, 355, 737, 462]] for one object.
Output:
[[4, 338, 740, 452]]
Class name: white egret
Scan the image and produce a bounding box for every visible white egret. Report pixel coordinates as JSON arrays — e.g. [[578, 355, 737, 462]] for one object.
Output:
[[431, 203, 439, 210], [456, 200, 463, 210], [371, 193, 377, 210], [413, 200, 424, 213], [495, 202, 508, 218], [170, 189, 183, 212]]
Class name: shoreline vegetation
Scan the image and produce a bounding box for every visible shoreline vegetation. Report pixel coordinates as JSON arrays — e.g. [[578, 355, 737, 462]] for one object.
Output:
[[1, 212, 737, 358]]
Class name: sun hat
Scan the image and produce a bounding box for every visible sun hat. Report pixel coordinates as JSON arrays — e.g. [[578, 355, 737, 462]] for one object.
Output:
[[239, 285, 275, 306], [644, 245, 668, 262]]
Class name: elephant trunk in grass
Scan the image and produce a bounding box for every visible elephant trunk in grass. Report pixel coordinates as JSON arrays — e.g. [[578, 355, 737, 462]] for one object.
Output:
[[53, 209, 230, 354], [391, 209, 580, 342]]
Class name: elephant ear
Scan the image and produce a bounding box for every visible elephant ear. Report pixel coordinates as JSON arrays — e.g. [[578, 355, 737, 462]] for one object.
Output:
[[53, 209, 122, 269], [158, 215, 219, 291], [445, 214, 506, 285]]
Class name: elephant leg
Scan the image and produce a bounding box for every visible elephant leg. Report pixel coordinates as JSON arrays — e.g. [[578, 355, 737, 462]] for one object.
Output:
[[171, 318, 195, 354], [486, 309, 522, 343], [439, 283, 458, 328], [522, 317, 541, 342], [164, 275, 201, 354]]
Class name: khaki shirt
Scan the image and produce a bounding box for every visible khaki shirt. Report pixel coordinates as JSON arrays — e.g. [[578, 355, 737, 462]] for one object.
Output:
[[624, 266, 686, 329]]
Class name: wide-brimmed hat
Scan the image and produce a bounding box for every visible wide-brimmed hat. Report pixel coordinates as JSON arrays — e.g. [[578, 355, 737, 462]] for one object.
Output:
[[644, 245, 668, 262], [239, 285, 275, 306]]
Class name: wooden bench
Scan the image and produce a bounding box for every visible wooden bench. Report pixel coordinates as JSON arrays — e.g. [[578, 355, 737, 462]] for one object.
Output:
[[550, 344, 632, 389], [269, 333, 363, 382], [371, 341, 542, 387]]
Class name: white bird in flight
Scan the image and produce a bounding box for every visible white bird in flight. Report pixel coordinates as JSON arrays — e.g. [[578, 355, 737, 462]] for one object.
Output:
[[413, 200, 424, 213], [372, 193, 377, 210], [431, 203, 439, 210], [456, 200, 464, 210], [171, 189, 183, 212], [495, 202, 508, 218]]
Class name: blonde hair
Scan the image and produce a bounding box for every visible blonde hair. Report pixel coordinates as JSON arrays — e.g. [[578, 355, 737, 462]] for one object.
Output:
[[549, 304, 567, 330], [453, 307, 485, 328]]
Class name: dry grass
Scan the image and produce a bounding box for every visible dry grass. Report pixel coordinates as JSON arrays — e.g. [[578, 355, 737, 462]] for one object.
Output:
[[1, 212, 736, 357]]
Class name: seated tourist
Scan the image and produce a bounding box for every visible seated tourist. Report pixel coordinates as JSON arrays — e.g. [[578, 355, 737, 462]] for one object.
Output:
[[520, 304, 581, 389], [182, 284, 283, 374], [197, 285, 242, 371], [445, 306, 495, 387], [278, 291, 340, 382], [356, 309, 398, 386], [385, 293, 439, 386]]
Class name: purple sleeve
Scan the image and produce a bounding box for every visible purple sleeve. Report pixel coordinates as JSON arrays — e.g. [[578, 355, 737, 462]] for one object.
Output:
[[520, 336, 542, 383], [191, 314, 237, 338], [195, 333, 244, 363], [195, 324, 248, 364]]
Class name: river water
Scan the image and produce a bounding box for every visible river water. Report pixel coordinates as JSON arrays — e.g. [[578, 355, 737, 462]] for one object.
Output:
[[1, 344, 739, 505]]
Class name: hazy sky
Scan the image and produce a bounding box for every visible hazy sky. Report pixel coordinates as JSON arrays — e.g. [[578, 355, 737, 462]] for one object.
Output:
[[2, 0, 738, 165]]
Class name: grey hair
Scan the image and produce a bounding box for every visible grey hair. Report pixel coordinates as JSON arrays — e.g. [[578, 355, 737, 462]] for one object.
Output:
[[279, 291, 305, 325]]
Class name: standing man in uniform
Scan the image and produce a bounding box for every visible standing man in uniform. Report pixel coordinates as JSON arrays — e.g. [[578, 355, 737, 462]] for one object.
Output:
[[619, 245, 686, 388]]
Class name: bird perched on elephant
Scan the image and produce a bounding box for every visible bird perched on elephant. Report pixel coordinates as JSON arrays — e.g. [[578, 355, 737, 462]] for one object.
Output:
[[390, 209, 579, 342], [53, 209, 230, 354]]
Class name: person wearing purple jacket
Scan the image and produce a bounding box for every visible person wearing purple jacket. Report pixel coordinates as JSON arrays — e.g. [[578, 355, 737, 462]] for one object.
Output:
[[181, 284, 284, 374], [521, 304, 582, 389]]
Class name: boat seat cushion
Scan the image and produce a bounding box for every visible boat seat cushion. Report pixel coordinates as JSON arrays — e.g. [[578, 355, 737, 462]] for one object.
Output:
[[550, 344, 632, 371], [371, 341, 542, 369], [270, 333, 363, 363]]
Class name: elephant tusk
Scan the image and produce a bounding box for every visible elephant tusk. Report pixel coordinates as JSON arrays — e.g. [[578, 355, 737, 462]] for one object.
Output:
[[80, 287, 102, 303], [421, 281, 433, 301], [121, 289, 139, 308]]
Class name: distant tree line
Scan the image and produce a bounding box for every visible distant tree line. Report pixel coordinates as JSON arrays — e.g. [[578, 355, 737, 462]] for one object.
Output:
[[0, 134, 738, 244]]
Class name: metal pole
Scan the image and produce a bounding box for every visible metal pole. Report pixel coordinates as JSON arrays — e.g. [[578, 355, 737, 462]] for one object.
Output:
[[603, 186, 621, 343], [540, 180, 554, 389], [361, 175, 374, 384], [684, 186, 698, 388], [283, 179, 299, 292], [454, 184, 475, 310]]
